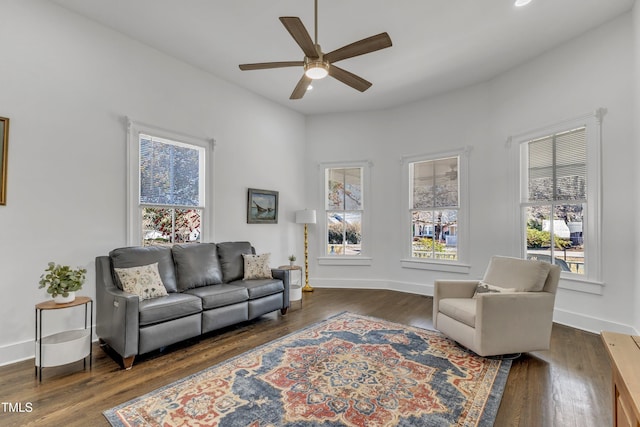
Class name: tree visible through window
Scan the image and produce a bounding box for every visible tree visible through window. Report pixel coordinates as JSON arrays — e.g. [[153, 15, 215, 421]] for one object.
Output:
[[139, 134, 204, 246]]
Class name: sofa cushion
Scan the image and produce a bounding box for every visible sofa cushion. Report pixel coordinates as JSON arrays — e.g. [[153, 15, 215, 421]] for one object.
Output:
[[114, 262, 168, 301], [217, 241, 253, 283], [482, 256, 551, 292], [172, 243, 223, 291], [231, 278, 284, 300], [138, 293, 202, 326], [438, 298, 477, 328], [185, 284, 249, 310], [110, 245, 178, 293], [242, 253, 273, 280]]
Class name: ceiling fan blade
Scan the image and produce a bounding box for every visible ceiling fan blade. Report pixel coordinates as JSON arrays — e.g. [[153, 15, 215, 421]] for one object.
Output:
[[324, 32, 392, 64], [239, 61, 303, 71], [290, 74, 312, 99], [328, 65, 372, 92], [279, 17, 319, 58]]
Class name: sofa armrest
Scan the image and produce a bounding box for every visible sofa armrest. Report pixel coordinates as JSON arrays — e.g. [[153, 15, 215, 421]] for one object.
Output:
[[95, 256, 140, 358], [271, 268, 291, 310]]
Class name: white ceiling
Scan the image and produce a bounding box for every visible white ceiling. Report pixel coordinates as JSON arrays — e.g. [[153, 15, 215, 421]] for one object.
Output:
[[52, 0, 634, 115]]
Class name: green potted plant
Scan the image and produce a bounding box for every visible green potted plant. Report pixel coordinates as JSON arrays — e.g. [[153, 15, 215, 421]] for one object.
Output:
[[39, 262, 86, 304], [288, 254, 296, 266]]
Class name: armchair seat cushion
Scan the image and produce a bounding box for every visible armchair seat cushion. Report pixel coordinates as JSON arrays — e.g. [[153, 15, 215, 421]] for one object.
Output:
[[139, 293, 202, 326], [185, 284, 249, 309], [438, 298, 477, 328], [231, 279, 285, 299]]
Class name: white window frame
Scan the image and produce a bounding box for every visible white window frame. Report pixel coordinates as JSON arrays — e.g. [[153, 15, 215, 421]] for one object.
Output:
[[401, 147, 471, 273], [127, 119, 215, 246], [318, 160, 372, 266], [508, 109, 604, 294]]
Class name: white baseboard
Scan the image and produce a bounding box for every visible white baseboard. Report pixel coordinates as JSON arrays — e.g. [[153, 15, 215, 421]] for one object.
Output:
[[311, 278, 640, 335], [0, 339, 35, 367]]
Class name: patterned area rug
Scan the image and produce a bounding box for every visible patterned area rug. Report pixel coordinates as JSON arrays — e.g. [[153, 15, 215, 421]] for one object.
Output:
[[104, 312, 511, 426]]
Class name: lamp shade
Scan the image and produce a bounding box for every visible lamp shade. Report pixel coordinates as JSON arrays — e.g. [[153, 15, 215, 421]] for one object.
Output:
[[295, 209, 317, 224]]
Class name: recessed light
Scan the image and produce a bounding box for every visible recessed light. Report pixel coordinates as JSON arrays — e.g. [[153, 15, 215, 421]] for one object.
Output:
[[515, 0, 532, 6]]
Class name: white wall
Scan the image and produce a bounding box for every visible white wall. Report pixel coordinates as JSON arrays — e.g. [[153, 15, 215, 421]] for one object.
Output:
[[0, 1, 306, 365], [634, 0, 640, 333], [306, 12, 638, 335]]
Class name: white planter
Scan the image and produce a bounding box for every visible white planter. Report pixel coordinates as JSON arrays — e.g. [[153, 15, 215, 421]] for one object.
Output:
[[53, 291, 76, 304]]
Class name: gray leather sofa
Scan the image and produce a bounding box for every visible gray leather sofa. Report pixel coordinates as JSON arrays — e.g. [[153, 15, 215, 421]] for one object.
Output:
[[95, 241, 290, 369]]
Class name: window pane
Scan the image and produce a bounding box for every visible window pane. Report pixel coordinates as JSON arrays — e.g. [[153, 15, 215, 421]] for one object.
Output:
[[343, 212, 362, 255], [326, 211, 362, 255], [528, 137, 554, 202], [555, 204, 584, 275], [140, 135, 203, 206], [411, 210, 457, 260], [526, 205, 552, 261], [434, 158, 458, 208], [142, 207, 201, 246], [555, 128, 586, 200], [326, 168, 362, 210], [412, 161, 434, 209]]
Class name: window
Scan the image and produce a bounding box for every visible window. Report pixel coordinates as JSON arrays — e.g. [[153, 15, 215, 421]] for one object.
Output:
[[319, 161, 372, 266], [401, 148, 470, 273], [127, 120, 213, 246], [325, 167, 363, 256], [410, 157, 459, 260], [513, 110, 603, 290]]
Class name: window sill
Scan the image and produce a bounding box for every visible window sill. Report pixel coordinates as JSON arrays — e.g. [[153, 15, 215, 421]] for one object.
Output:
[[558, 275, 604, 295], [401, 259, 471, 274], [318, 256, 372, 266]]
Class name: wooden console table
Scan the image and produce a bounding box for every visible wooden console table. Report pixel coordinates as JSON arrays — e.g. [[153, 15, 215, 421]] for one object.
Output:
[[601, 331, 640, 427]]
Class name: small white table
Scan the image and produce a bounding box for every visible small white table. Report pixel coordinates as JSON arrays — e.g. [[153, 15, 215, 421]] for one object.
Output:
[[279, 265, 302, 305], [35, 296, 92, 381]]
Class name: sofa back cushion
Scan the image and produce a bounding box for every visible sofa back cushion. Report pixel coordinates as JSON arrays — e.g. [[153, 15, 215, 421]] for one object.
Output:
[[482, 256, 551, 292], [217, 241, 254, 283], [109, 245, 178, 293], [172, 243, 223, 291]]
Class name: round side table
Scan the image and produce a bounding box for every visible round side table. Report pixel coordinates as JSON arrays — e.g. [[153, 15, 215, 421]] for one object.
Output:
[[35, 296, 93, 382], [278, 265, 302, 305]]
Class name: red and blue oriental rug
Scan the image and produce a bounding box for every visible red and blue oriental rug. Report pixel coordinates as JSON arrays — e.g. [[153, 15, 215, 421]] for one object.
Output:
[[103, 312, 511, 426]]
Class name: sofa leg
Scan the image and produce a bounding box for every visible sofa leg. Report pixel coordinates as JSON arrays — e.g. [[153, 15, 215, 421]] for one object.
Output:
[[122, 356, 135, 370], [281, 307, 288, 315]]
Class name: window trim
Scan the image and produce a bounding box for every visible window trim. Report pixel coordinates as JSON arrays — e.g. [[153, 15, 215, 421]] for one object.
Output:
[[508, 109, 605, 292], [126, 118, 215, 246], [317, 160, 372, 266], [400, 147, 471, 273]]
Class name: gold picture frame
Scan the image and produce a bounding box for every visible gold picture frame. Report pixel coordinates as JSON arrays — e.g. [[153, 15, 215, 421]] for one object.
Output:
[[0, 117, 8, 205]]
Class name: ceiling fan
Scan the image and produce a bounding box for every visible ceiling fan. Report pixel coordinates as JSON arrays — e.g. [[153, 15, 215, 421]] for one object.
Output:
[[239, 0, 392, 100]]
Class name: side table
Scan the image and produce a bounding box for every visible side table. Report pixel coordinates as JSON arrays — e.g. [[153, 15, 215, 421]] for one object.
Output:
[[278, 265, 302, 305], [35, 296, 93, 382]]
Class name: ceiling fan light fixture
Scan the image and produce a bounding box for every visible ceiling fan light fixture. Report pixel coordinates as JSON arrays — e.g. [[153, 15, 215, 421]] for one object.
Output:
[[304, 60, 329, 79], [514, 0, 532, 7]]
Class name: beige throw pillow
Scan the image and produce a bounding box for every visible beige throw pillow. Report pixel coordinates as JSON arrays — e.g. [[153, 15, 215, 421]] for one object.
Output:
[[473, 281, 517, 298], [242, 253, 273, 280], [114, 262, 168, 300]]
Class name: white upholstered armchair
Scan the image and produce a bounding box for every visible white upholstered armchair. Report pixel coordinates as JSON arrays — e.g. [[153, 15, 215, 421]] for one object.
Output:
[[433, 256, 561, 357]]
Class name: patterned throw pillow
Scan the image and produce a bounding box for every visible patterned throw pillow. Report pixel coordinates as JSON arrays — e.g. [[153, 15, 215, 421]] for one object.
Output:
[[473, 281, 516, 298], [114, 262, 168, 300], [242, 253, 273, 280]]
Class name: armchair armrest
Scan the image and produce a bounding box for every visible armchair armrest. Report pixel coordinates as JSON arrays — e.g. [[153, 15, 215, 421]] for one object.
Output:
[[475, 291, 556, 354], [433, 280, 479, 329], [95, 256, 140, 358]]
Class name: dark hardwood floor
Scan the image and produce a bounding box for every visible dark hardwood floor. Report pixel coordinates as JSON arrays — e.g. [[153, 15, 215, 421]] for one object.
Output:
[[0, 289, 611, 426]]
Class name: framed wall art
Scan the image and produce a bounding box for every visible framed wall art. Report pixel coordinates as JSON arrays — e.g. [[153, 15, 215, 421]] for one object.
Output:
[[0, 117, 8, 205], [247, 188, 278, 224]]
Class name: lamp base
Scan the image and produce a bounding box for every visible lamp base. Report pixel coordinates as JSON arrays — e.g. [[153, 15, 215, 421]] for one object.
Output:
[[302, 284, 314, 292]]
